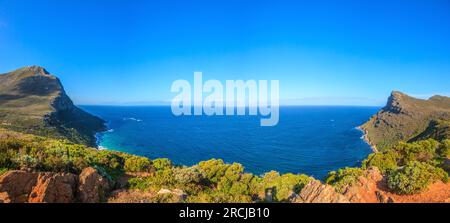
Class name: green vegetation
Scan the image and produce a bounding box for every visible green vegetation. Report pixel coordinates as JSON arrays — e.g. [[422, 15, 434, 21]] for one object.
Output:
[[0, 130, 127, 180], [260, 171, 311, 201], [325, 167, 364, 193], [362, 150, 399, 174], [128, 158, 311, 203], [387, 161, 448, 195], [329, 138, 449, 195], [0, 167, 8, 176], [0, 128, 312, 203], [124, 156, 152, 172]]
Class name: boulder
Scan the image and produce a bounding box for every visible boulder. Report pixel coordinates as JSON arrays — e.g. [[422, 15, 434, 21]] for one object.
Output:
[[77, 167, 110, 203], [292, 180, 350, 203], [0, 171, 39, 203], [0, 170, 77, 203], [28, 172, 77, 203]]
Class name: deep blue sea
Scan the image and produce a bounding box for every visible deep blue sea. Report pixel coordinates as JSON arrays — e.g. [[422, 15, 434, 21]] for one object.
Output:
[[81, 106, 379, 179]]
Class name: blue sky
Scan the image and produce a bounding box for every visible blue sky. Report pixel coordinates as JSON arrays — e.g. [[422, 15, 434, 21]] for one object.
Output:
[[0, 0, 449, 106]]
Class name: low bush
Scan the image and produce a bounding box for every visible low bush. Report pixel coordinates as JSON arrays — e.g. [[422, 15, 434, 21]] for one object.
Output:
[[395, 139, 440, 164], [387, 161, 448, 195], [325, 167, 364, 193], [153, 158, 172, 171], [362, 150, 399, 174], [261, 171, 311, 202], [124, 156, 152, 172]]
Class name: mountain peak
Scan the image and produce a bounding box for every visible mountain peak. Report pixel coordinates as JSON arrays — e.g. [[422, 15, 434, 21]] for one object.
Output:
[[16, 65, 52, 77], [361, 91, 450, 150], [0, 66, 105, 146]]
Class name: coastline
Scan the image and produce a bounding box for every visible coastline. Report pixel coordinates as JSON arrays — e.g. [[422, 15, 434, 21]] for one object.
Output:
[[95, 124, 113, 150], [356, 126, 379, 153]]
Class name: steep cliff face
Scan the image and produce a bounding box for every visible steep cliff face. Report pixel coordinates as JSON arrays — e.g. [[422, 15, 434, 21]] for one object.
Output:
[[361, 91, 450, 150], [0, 66, 105, 146]]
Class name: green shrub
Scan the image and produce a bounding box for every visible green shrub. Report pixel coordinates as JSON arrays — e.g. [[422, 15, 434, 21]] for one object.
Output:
[[174, 166, 204, 184], [387, 161, 449, 195], [129, 168, 176, 191], [0, 138, 23, 169], [0, 167, 8, 176], [124, 156, 152, 172], [0, 149, 17, 169], [362, 151, 399, 174], [325, 167, 364, 193], [438, 139, 450, 158], [197, 159, 229, 183], [153, 158, 172, 171], [261, 171, 311, 202], [14, 154, 39, 169], [395, 139, 440, 164]]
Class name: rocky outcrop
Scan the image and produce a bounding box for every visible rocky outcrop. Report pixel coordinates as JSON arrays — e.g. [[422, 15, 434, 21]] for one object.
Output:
[[0, 171, 39, 203], [340, 167, 392, 203], [77, 167, 111, 203], [0, 171, 77, 203], [28, 172, 78, 203], [0, 167, 110, 203], [292, 180, 350, 203]]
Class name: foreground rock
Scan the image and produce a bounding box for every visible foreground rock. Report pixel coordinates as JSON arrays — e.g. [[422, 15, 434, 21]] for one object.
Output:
[[0, 171, 77, 203], [340, 167, 392, 203], [0, 171, 39, 203], [77, 167, 111, 203], [0, 167, 110, 203], [28, 172, 78, 203], [292, 180, 350, 203]]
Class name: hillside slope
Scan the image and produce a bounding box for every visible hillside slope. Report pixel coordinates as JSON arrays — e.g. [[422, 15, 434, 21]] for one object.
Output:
[[361, 91, 450, 151], [0, 66, 105, 146]]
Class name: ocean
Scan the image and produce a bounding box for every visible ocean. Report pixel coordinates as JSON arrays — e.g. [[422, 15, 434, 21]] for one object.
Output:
[[81, 106, 379, 179]]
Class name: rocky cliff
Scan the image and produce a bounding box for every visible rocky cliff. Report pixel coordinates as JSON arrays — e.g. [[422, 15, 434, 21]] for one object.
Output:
[[361, 91, 450, 151], [0, 66, 105, 146]]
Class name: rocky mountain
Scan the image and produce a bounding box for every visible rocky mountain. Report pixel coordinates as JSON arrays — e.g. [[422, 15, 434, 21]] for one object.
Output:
[[361, 91, 450, 151], [0, 66, 105, 146]]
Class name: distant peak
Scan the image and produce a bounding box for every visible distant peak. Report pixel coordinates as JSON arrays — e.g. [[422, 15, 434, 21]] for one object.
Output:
[[23, 65, 51, 76], [6, 65, 54, 79], [429, 95, 449, 100], [390, 91, 407, 98], [383, 91, 410, 114]]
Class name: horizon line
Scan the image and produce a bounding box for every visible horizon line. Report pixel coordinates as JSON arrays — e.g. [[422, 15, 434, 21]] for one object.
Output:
[[77, 104, 383, 107]]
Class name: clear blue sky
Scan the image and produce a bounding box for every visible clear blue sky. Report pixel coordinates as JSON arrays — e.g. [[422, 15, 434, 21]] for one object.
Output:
[[0, 0, 449, 105]]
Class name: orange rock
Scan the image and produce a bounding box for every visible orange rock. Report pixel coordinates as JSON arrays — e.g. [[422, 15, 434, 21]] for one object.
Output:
[[293, 180, 350, 203], [77, 167, 110, 203], [0, 171, 39, 203], [28, 173, 77, 203]]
